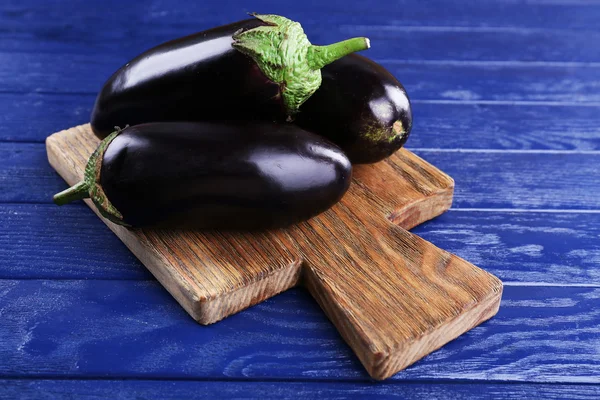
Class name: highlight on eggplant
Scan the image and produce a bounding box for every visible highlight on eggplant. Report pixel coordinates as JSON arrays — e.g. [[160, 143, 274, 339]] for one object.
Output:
[[90, 13, 370, 138], [53, 123, 352, 230], [295, 54, 413, 164]]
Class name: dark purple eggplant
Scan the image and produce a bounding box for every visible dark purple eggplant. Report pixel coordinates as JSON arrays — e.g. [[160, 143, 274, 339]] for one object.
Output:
[[295, 54, 412, 164], [90, 14, 370, 138], [53, 122, 352, 229]]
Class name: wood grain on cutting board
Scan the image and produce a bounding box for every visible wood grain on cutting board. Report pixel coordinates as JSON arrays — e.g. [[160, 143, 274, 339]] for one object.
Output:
[[47, 124, 502, 380]]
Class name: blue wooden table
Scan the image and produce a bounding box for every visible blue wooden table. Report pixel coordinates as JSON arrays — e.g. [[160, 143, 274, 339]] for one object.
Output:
[[2, 0, 600, 398]]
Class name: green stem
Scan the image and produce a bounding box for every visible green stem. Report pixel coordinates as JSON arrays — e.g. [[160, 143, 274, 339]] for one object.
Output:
[[307, 37, 371, 71], [53, 180, 90, 205], [52, 129, 127, 225], [233, 14, 372, 115]]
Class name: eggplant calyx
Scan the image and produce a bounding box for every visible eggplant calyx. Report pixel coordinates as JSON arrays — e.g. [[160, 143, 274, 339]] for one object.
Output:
[[232, 13, 370, 118], [52, 129, 129, 227]]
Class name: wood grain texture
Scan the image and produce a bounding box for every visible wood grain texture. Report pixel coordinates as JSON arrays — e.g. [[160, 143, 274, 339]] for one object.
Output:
[[1, 281, 598, 382], [46, 124, 501, 380], [2, 380, 600, 400]]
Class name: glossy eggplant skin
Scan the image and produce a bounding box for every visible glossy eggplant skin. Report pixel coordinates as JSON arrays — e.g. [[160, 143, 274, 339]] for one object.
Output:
[[295, 54, 412, 164], [91, 19, 283, 139], [91, 21, 409, 164], [99, 122, 352, 229]]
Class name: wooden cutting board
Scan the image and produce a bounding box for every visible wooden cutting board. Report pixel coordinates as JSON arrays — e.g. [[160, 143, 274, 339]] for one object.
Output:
[[46, 124, 503, 380]]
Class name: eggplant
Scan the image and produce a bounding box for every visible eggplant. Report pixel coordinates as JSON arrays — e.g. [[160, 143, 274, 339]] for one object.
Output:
[[53, 122, 352, 230], [90, 14, 370, 138], [296, 54, 412, 164]]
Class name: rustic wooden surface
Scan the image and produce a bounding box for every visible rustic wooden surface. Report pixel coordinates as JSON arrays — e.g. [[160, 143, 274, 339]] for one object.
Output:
[[46, 124, 501, 380], [3, 0, 600, 396]]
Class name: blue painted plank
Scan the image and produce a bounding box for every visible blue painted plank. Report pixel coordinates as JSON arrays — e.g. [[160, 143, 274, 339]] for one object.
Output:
[[0, 204, 148, 280], [1, 380, 600, 400], [2, 53, 600, 103], [3, 142, 598, 209], [341, 27, 600, 63], [3, 21, 600, 63], [1, 281, 598, 382], [2, 0, 597, 396], [396, 62, 600, 103], [2, 205, 600, 285], [3, 0, 600, 32], [412, 210, 600, 285], [411, 103, 600, 151], [0, 94, 94, 143], [0, 143, 64, 204], [4, 93, 600, 152], [411, 150, 600, 210]]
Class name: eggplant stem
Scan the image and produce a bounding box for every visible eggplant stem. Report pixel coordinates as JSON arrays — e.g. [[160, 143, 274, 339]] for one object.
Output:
[[234, 15, 371, 115], [307, 37, 371, 71], [53, 180, 90, 205]]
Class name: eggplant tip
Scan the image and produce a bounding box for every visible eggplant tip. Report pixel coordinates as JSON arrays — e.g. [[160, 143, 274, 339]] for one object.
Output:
[[392, 120, 407, 141]]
